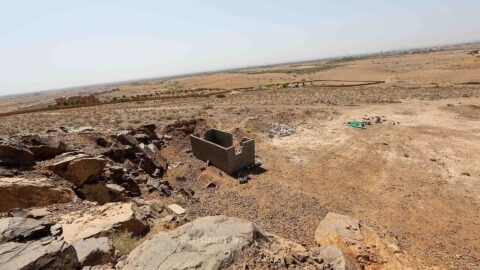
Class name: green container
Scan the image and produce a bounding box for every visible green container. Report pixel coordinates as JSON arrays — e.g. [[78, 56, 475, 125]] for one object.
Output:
[[345, 121, 365, 128]]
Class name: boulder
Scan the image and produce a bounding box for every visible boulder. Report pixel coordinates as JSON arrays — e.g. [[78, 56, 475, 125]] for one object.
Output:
[[131, 199, 164, 220], [135, 124, 159, 141], [78, 183, 127, 205], [48, 154, 106, 187], [65, 158, 108, 187], [0, 142, 35, 167], [137, 143, 167, 175], [0, 178, 76, 212], [47, 153, 89, 176], [318, 245, 356, 270], [146, 177, 172, 196], [0, 217, 50, 242], [104, 166, 141, 197], [133, 134, 150, 144], [0, 239, 79, 270], [72, 237, 115, 267], [116, 132, 139, 147], [21, 134, 67, 160], [102, 145, 136, 163], [95, 137, 111, 147], [121, 215, 261, 270], [315, 213, 414, 269], [59, 202, 149, 244], [315, 213, 363, 245]]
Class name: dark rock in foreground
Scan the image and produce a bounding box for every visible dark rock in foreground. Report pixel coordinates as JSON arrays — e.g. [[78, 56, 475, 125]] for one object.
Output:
[[0, 217, 50, 243], [0, 142, 35, 167], [0, 239, 79, 270]]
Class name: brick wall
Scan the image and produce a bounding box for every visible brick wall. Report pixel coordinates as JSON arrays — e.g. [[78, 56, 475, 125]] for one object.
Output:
[[226, 138, 255, 173], [190, 129, 255, 174], [204, 129, 233, 148]]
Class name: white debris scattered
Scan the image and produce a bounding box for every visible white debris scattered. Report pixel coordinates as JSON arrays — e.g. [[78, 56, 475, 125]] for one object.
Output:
[[269, 123, 295, 137], [167, 204, 186, 215]]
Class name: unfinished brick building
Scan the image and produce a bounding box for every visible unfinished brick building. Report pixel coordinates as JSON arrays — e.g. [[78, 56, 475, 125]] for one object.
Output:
[[189, 129, 255, 174]]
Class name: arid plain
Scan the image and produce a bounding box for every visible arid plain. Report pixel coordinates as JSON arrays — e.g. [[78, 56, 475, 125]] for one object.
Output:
[[1, 46, 480, 269]]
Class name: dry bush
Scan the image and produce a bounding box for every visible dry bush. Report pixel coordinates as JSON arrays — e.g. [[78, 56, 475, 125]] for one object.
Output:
[[110, 232, 144, 256]]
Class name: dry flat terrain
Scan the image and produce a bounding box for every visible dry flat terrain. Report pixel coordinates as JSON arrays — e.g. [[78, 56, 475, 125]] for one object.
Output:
[[1, 47, 480, 269]]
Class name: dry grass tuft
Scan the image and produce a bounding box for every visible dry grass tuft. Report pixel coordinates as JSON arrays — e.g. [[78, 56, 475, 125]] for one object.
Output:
[[110, 232, 144, 256]]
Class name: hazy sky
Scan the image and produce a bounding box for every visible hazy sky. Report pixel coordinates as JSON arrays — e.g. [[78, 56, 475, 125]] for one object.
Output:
[[0, 0, 479, 96]]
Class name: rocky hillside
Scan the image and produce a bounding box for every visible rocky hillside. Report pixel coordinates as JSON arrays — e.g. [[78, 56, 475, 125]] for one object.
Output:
[[0, 121, 419, 269]]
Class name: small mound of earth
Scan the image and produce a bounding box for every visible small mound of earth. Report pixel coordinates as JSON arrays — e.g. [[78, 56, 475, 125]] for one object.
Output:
[[443, 104, 480, 120]]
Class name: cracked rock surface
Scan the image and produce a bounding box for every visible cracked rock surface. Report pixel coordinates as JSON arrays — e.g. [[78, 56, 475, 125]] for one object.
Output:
[[121, 215, 259, 270]]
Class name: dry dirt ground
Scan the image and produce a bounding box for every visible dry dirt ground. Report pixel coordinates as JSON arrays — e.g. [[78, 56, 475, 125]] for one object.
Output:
[[1, 48, 480, 269]]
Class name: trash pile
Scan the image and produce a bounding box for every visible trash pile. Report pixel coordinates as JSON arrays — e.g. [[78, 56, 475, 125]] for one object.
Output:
[[345, 121, 366, 129], [362, 115, 387, 125], [269, 123, 296, 137], [346, 115, 389, 129]]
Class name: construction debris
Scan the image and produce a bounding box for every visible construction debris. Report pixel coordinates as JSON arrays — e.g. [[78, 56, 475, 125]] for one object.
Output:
[[269, 123, 295, 137]]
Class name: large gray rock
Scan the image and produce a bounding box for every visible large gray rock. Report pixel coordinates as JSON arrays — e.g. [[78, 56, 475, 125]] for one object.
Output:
[[0, 178, 76, 212], [0, 239, 79, 270], [121, 215, 261, 270], [0, 142, 35, 167], [72, 237, 115, 267], [19, 134, 68, 160], [0, 217, 50, 242]]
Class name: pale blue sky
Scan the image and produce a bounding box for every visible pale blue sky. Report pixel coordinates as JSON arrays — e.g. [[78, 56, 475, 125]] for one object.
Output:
[[0, 0, 479, 96]]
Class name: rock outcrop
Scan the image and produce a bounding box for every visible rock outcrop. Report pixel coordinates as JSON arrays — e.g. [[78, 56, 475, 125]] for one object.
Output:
[[59, 202, 149, 244], [64, 157, 108, 187], [47, 153, 88, 177], [137, 143, 168, 175], [72, 237, 115, 267], [318, 245, 356, 270], [120, 215, 260, 270], [0, 239, 79, 270], [18, 134, 68, 160], [48, 154, 107, 187], [315, 212, 414, 270], [0, 142, 35, 167], [0, 217, 50, 243], [0, 178, 76, 212], [78, 183, 127, 205]]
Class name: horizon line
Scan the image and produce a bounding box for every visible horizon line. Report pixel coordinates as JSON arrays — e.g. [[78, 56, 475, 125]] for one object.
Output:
[[1, 39, 479, 99]]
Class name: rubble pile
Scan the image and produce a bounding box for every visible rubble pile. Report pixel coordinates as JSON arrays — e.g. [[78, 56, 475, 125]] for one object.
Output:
[[269, 122, 296, 137]]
